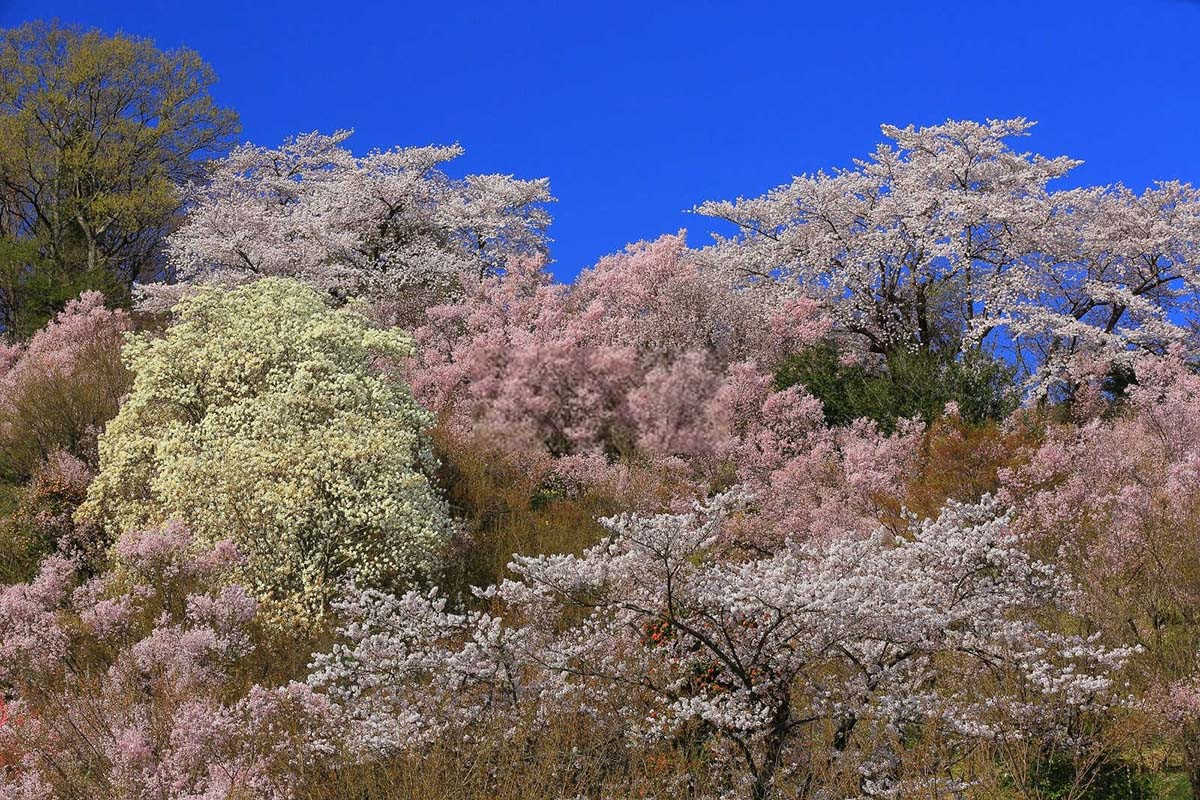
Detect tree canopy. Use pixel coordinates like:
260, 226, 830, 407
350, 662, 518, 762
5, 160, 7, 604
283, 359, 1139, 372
0, 20, 239, 334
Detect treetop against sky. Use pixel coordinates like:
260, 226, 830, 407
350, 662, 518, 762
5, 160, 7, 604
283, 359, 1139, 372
1, 0, 1197, 281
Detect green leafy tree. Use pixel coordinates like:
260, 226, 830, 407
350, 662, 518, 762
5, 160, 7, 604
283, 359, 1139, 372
1022, 752, 1156, 800
776, 342, 1019, 432
0, 20, 240, 332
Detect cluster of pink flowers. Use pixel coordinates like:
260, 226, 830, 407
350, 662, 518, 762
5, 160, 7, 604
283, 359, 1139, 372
409, 233, 874, 502
0, 291, 132, 478
714, 371, 921, 548
996, 349, 1200, 783
1001, 348, 1200, 584
410, 238, 920, 549
0, 523, 340, 799
0, 291, 131, 394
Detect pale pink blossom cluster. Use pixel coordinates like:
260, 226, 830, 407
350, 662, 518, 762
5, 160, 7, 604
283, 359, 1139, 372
21, 450, 99, 561
1000, 348, 1200, 582
0, 291, 130, 389
409, 233, 849, 503
0, 291, 132, 477
997, 349, 1200, 783
717, 371, 921, 548
0, 555, 74, 685
0, 523, 341, 800
310, 494, 1131, 799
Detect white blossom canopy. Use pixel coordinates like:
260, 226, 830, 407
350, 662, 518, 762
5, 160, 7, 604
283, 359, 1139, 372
146, 130, 553, 323
694, 118, 1200, 393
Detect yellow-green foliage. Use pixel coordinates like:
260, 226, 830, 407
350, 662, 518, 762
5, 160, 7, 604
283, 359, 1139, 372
78, 278, 450, 628
0, 20, 240, 332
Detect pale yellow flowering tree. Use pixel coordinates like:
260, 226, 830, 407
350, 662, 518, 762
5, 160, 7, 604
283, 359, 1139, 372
78, 278, 451, 628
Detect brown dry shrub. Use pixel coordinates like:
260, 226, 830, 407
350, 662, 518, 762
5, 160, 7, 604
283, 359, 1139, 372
0, 307, 131, 482
431, 423, 689, 596
297, 713, 729, 800
901, 409, 1045, 522
0, 451, 101, 584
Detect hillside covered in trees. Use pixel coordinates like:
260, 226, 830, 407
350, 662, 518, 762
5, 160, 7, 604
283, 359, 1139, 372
2, 18, 1200, 800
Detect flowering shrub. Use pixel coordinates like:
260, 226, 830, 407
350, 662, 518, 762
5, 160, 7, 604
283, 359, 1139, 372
0, 291, 132, 480
0, 450, 99, 584
310, 494, 1131, 800
77, 279, 452, 628
412, 233, 830, 486
999, 350, 1200, 787
409, 232, 928, 552
0, 523, 342, 799
708, 365, 921, 549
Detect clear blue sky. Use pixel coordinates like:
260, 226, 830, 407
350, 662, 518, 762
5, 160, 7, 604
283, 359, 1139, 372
2, 0, 1199, 281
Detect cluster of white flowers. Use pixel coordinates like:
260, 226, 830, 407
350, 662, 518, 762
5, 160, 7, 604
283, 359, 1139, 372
77, 278, 452, 629
146, 130, 553, 325
309, 492, 1132, 798
694, 118, 1200, 394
